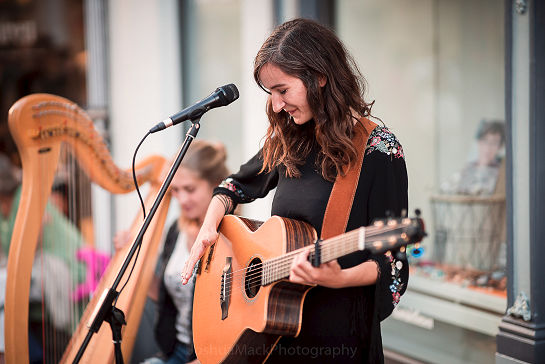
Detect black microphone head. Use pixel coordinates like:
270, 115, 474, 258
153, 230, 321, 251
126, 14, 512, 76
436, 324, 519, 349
216, 84, 239, 106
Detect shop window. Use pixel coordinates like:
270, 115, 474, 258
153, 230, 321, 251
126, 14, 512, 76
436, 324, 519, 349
337, 0, 506, 362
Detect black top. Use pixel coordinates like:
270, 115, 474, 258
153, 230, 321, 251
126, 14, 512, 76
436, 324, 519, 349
214, 124, 409, 363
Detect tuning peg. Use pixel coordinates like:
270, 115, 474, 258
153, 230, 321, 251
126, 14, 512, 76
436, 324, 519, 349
410, 243, 424, 258
373, 219, 385, 227
395, 248, 407, 260
412, 209, 427, 238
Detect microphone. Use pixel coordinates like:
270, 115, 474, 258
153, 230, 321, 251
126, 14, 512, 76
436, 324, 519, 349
150, 83, 239, 133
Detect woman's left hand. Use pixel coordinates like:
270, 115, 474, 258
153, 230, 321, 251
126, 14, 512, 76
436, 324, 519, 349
289, 249, 345, 288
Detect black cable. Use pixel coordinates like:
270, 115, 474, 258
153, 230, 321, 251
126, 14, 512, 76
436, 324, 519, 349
115, 131, 150, 301
115, 238, 143, 303
132, 131, 151, 220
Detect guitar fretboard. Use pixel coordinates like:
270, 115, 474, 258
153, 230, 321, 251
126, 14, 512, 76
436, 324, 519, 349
261, 227, 365, 286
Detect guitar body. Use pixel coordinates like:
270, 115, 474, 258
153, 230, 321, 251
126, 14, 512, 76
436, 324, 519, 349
193, 215, 317, 364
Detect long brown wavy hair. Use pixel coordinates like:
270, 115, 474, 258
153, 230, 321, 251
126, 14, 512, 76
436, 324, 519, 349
254, 18, 374, 181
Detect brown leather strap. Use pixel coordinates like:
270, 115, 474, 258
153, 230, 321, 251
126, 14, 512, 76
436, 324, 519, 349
321, 118, 377, 239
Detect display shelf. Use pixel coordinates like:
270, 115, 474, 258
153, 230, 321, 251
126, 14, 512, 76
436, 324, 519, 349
392, 274, 507, 337
408, 274, 506, 313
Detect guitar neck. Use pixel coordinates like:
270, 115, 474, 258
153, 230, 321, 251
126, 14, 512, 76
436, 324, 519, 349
260, 217, 421, 286
261, 228, 365, 286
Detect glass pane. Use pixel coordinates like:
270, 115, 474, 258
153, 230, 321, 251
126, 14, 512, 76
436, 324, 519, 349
182, 0, 243, 173
337, 0, 505, 362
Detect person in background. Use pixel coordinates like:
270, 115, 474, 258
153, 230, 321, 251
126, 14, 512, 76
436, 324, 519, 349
0, 153, 86, 363
441, 119, 505, 195
182, 18, 409, 363
117, 140, 230, 364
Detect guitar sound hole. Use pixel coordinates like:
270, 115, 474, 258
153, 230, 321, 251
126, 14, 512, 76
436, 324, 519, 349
244, 258, 262, 298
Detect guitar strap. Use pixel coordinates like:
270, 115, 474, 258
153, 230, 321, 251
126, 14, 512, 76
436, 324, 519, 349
321, 117, 377, 240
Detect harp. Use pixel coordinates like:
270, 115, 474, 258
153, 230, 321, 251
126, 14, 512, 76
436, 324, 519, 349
4, 94, 171, 363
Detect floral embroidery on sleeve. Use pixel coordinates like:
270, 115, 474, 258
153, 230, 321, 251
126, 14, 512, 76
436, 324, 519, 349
366, 127, 405, 159
217, 178, 255, 203
386, 251, 404, 307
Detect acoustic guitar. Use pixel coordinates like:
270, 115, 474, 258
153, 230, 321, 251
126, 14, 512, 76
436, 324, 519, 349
193, 214, 425, 364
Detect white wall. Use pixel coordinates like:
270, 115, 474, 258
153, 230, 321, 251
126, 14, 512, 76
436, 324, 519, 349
180, 0, 275, 221
108, 0, 182, 233
239, 0, 275, 220
107, 0, 278, 235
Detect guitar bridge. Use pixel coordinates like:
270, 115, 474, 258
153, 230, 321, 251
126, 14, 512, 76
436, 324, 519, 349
220, 256, 232, 320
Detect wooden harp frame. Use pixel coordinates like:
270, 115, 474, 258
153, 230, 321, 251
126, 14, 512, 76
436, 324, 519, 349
5, 94, 171, 363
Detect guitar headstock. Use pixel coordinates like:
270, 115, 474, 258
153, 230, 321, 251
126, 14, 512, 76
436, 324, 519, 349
366, 210, 427, 256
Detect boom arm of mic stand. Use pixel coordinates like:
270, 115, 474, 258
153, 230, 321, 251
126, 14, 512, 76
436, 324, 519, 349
72, 119, 202, 364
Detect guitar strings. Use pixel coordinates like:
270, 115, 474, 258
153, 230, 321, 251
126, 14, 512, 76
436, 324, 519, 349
221, 223, 406, 287
235, 242, 358, 289
219, 242, 353, 287
222, 232, 361, 284
232, 250, 352, 291
220, 223, 407, 291
240, 236, 372, 289
222, 222, 404, 283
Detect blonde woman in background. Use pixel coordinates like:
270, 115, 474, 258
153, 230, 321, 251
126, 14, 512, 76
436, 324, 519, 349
117, 140, 229, 364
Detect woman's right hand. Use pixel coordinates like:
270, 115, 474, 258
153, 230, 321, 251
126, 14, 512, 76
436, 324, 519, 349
181, 223, 219, 284
181, 195, 229, 284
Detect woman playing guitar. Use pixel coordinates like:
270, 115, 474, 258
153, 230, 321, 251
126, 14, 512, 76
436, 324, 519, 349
182, 18, 409, 363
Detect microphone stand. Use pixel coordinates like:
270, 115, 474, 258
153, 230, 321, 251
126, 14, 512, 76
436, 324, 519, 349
73, 118, 202, 364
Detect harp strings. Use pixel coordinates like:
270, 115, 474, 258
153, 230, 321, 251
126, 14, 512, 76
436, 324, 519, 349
37, 142, 95, 363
